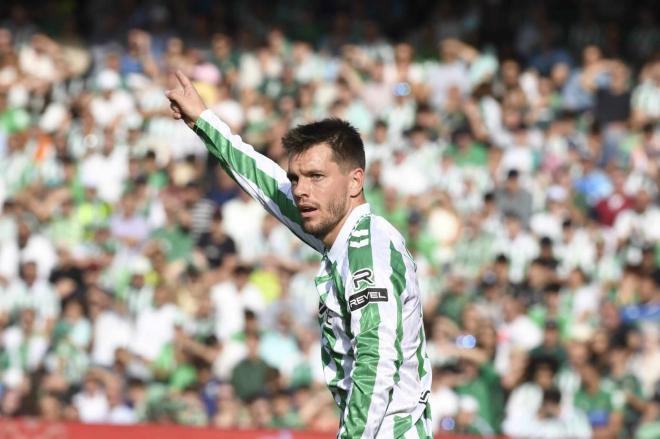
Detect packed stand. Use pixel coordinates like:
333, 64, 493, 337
0, 1, 659, 437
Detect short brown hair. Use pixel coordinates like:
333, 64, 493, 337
282, 118, 365, 171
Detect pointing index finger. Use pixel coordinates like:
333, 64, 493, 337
175, 70, 192, 90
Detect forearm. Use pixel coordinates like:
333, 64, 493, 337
193, 110, 323, 252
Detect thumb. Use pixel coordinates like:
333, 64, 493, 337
165, 88, 182, 104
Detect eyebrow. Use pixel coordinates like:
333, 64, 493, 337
287, 169, 324, 180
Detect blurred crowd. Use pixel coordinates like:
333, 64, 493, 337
0, 1, 659, 438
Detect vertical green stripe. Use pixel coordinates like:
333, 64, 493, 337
414, 404, 432, 439
195, 118, 304, 229
415, 414, 427, 439
416, 326, 427, 379
389, 243, 406, 384
330, 261, 353, 340
393, 415, 412, 438
342, 216, 379, 439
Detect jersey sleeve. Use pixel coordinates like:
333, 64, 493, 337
338, 216, 406, 438
193, 110, 324, 253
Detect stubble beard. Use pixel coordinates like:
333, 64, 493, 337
302, 193, 348, 239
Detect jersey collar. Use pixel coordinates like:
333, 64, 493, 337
326, 203, 371, 263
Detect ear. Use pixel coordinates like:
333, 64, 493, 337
348, 167, 365, 198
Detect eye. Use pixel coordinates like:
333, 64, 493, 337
311, 173, 323, 181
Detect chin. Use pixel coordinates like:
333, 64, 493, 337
302, 220, 329, 238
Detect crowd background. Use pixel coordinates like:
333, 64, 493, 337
0, 0, 659, 437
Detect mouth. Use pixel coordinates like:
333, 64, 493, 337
299, 204, 318, 219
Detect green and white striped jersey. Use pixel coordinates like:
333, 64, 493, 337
194, 110, 433, 438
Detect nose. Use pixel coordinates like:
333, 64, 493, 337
292, 177, 309, 200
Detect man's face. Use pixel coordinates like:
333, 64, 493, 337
288, 143, 353, 239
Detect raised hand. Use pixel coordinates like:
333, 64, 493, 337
164, 70, 207, 129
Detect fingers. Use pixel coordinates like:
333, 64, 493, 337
175, 70, 192, 90
170, 102, 182, 119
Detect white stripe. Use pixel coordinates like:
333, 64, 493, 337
351, 229, 369, 237
349, 238, 370, 248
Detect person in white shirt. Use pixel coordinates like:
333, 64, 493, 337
105, 377, 137, 424
90, 298, 132, 368
363, 119, 393, 167
493, 213, 539, 283
495, 296, 543, 376
614, 189, 660, 247
0, 220, 57, 281
4, 261, 59, 330
554, 219, 596, 277
530, 186, 569, 241
405, 125, 443, 185
210, 264, 265, 341
79, 127, 128, 204
503, 356, 560, 436
564, 268, 601, 325
2, 308, 49, 382
429, 365, 460, 434
73, 374, 109, 423
221, 190, 266, 264
514, 387, 592, 439
130, 284, 181, 362
89, 69, 136, 128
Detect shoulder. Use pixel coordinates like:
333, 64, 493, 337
346, 215, 404, 254
369, 214, 406, 245
345, 214, 411, 275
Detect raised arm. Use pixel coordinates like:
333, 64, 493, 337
166, 71, 324, 253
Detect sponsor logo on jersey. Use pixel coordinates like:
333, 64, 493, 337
351, 268, 374, 290
348, 287, 388, 311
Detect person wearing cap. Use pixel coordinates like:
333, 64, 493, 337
166, 71, 433, 438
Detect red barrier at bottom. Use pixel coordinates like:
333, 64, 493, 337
0, 419, 503, 439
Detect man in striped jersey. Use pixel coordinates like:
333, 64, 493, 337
166, 71, 432, 438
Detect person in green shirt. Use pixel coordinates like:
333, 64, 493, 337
269, 391, 304, 429
405, 209, 438, 266
528, 283, 572, 341
453, 394, 495, 437
608, 344, 647, 436
150, 213, 194, 263
230, 331, 273, 402
376, 187, 409, 235
454, 357, 504, 433
445, 127, 488, 168
635, 388, 660, 439
436, 277, 472, 325
152, 337, 198, 391
47, 196, 85, 249
0, 92, 30, 135
529, 320, 569, 367
574, 361, 624, 438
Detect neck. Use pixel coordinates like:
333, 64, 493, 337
321, 196, 366, 248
